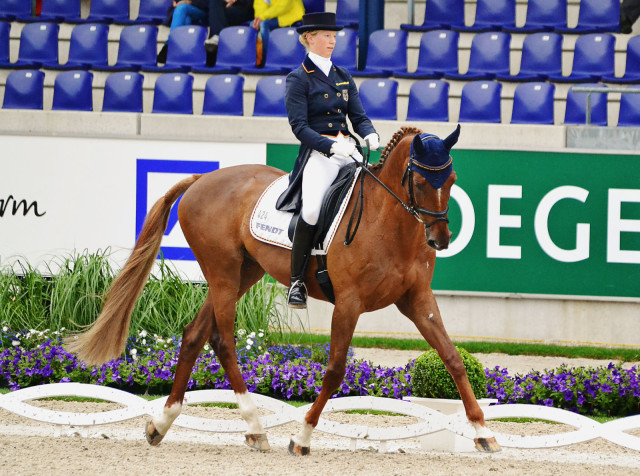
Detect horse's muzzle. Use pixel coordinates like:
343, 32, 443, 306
426, 229, 452, 251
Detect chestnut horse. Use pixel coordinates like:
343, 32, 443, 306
66, 126, 501, 455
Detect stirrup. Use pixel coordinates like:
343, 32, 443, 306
287, 279, 307, 309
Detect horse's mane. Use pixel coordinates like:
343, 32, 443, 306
369, 126, 423, 172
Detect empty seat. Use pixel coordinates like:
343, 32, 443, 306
193, 26, 257, 74
69, 0, 130, 23
563, 84, 607, 126
405, 80, 449, 122
152, 73, 193, 114
395, 30, 458, 79
94, 24, 158, 71
445, 32, 510, 81
497, 32, 562, 82
401, 0, 465, 32
0, 21, 9, 63
458, 80, 502, 123
18, 0, 82, 23
351, 29, 407, 77
336, 0, 358, 28
243, 27, 305, 75
102, 71, 144, 112
120, 0, 170, 25
455, 0, 516, 32
617, 86, 640, 127
503, 0, 567, 33
358, 78, 398, 120
303, 0, 325, 14
52, 70, 94, 111
44, 23, 109, 70
548, 33, 615, 83
331, 27, 357, 69
143, 25, 207, 72
555, 0, 620, 34
202, 74, 244, 116
0, 22, 59, 69
0, 0, 31, 21
253, 76, 287, 117
602, 36, 640, 84
510, 82, 555, 125
2, 69, 45, 109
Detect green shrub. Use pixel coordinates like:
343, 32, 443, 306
411, 347, 487, 399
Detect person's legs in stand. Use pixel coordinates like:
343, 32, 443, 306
621, 0, 640, 33
158, 4, 207, 63
258, 18, 279, 65
205, 0, 254, 52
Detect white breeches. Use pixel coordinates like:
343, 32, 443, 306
301, 135, 362, 225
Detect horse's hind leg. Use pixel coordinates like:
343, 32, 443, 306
146, 296, 214, 446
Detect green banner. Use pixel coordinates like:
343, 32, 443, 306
267, 145, 640, 300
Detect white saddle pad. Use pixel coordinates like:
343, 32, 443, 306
250, 170, 361, 255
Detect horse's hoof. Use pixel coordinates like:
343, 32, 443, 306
245, 433, 270, 452
145, 420, 164, 447
474, 436, 501, 453
288, 439, 310, 456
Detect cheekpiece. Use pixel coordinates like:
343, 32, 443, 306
409, 125, 460, 189
296, 12, 344, 33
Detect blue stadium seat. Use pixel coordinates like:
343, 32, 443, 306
143, 25, 207, 72
303, 0, 325, 14
401, 0, 465, 32
358, 78, 398, 120
2, 70, 45, 109
405, 80, 449, 122
332, 28, 357, 70
510, 82, 555, 125
202, 74, 244, 116
0, 21, 9, 63
120, 0, 170, 25
152, 73, 193, 114
44, 23, 109, 70
455, 0, 516, 32
395, 30, 458, 79
18, 0, 82, 23
243, 27, 305, 75
602, 36, 640, 84
0, 22, 59, 69
253, 76, 287, 117
458, 80, 502, 123
336, 0, 358, 29
69, 0, 130, 23
102, 71, 144, 112
616, 86, 640, 127
548, 33, 615, 83
555, 0, 620, 34
52, 70, 94, 111
503, 0, 567, 33
94, 24, 158, 71
497, 32, 562, 82
444, 32, 510, 81
193, 26, 258, 74
350, 29, 407, 77
563, 84, 607, 126
0, 0, 31, 21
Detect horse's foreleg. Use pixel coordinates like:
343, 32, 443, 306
396, 291, 501, 453
145, 298, 214, 446
289, 305, 359, 456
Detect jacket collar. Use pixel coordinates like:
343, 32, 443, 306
302, 55, 342, 91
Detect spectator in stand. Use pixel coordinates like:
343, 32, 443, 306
252, 0, 305, 65
621, 0, 640, 33
204, 0, 255, 53
157, 0, 210, 63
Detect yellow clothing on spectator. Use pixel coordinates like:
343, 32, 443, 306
253, 0, 305, 27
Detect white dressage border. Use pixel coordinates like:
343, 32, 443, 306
0, 383, 638, 453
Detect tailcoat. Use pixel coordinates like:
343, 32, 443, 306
276, 55, 377, 212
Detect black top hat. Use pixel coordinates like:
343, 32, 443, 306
296, 12, 344, 34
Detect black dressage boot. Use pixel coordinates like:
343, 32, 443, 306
288, 218, 316, 309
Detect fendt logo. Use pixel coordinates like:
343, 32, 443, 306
136, 159, 219, 261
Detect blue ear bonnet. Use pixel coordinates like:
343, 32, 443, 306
409, 125, 460, 189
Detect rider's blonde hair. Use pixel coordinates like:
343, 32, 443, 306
299, 30, 320, 50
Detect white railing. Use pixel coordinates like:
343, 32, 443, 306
1, 383, 638, 452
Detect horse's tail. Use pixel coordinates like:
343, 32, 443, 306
65, 174, 203, 366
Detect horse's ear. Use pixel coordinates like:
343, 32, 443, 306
443, 124, 461, 150
412, 133, 426, 155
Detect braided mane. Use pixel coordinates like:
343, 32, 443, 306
369, 126, 423, 172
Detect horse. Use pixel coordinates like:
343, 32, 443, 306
66, 125, 501, 455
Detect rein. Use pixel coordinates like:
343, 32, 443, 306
344, 140, 450, 245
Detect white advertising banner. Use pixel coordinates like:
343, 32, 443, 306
0, 135, 266, 280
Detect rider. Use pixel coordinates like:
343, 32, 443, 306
276, 12, 380, 309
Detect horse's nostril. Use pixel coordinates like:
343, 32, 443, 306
427, 239, 437, 249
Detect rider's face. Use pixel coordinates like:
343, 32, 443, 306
308, 31, 337, 59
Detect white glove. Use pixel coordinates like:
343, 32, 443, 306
330, 141, 356, 158
364, 133, 379, 151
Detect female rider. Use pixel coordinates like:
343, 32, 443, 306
276, 12, 380, 309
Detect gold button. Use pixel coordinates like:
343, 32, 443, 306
324, 93, 329, 98
341, 123, 345, 127
328, 123, 333, 127
337, 92, 341, 97
337, 108, 341, 113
